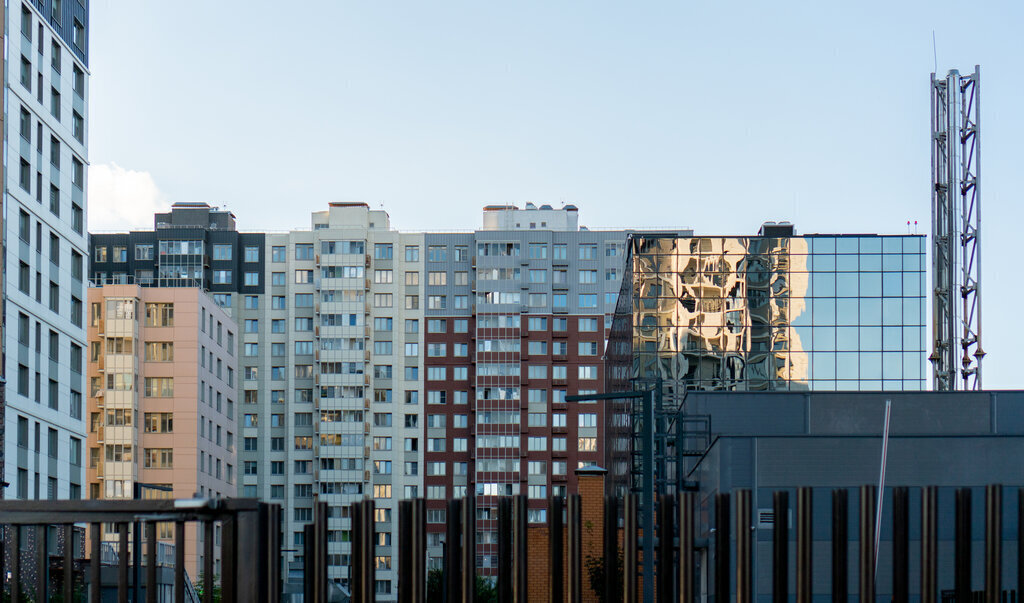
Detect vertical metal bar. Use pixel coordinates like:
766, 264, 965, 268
773, 491, 789, 603
859, 485, 875, 603
35, 524, 46, 603
832, 489, 848, 602
0, 525, 6, 603
118, 523, 129, 603
657, 494, 674, 603
625, 493, 639, 603
796, 488, 812, 603
362, 499, 375, 603
679, 492, 695, 603
221, 514, 238, 603
12, 525, 22, 603
893, 487, 910, 603
642, 389, 657, 603
203, 520, 214, 603
550, 496, 565, 603
715, 493, 730, 602
267, 504, 282, 603
460, 496, 474, 603
1018, 489, 1024, 603
145, 522, 157, 603
497, 498, 512, 603
400, 500, 414, 603
63, 524, 74, 603
175, 521, 186, 603
986, 485, 1002, 603
513, 494, 528, 603
736, 489, 752, 603
445, 498, 462, 603
604, 495, 620, 603
956, 488, 972, 602
922, 487, 938, 603
568, 494, 583, 603
91, 523, 101, 603
302, 524, 315, 603
413, 499, 426, 603
350, 500, 362, 603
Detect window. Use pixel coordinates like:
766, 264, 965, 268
553, 244, 567, 259
272, 296, 286, 310
428, 271, 447, 286
51, 87, 61, 120
144, 378, 174, 398
579, 318, 599, 332
578, 270, 598, 284
529, 243, 548, 259
374, 243, 393, 259
243, 246, 259, 262
245, 296, 259, 309
579, 244, 597, 260
405, 245, 420, 261
579, 366, 598, 380
454, 271, 469, 285
374, 270, 393, 284
578, 294, 598, 308
145, 303, 174, 327
295, 244, 314, 260
579, 342, 599, 356
73, 64, 85, 98
428, 296, 447, 310
427, 246, 447, 262
213, 245, 232, 260
271, 246, 286, 262
212, 270, 232, 284
144, 342, 174, 362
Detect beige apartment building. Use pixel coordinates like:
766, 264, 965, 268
86, 283, 238, 579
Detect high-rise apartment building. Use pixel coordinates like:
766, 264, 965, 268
3, 0, 90, 501
420, 204, 649, 571
85, 284, 238, 578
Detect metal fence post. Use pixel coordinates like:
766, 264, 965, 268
858, 485, 875, 603
445, 498, 462, 603
796, 488, 812, 603
922, 486, 938, 603
657, 494, 674, 603
513, 495, 528, 602
832, 489, 848, 602
568, 494, 583, 603
773, 491, 788, 603
497, 498, 513, 603
956, 488, 972, 602
679, 492, 695, 603
460, 496, 475, 603
893, 487, 909, 602
714, 493, 730, 601
604, 495, 620, 603
986, 485, 1003, 603
550, 496, 565, 603
625, 493, 639, 603
736, 490, 752, 603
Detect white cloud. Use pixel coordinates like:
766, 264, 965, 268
87, 163, 168, 231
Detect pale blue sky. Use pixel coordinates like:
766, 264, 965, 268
88, 0, 1022, 387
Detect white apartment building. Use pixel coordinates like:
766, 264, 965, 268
237, 203, 423, 598
3, 0, 90, 501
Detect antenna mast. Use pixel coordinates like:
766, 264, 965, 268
930, 65, 984, 390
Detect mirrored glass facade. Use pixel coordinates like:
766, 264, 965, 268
608, 234, 927, 393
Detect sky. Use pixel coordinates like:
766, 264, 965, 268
86, 0, 1023, 388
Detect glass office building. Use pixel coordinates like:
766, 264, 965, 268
608, 225, 927, 393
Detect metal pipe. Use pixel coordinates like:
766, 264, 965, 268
604, 495, 620, 603
657, 495, 674, 603
832, 489, 848, 602
922, 486, 938, 603
715, 493, 730, 601
796, 488, 812, 603
736, 489, 752, 603
222, 514, 237, 603
986, 485, 1002, 602
513, 495, 528, 603
91, 523, 101, 603
11, 525, 21, 603
893, 487, 909, 603
679, 492, 695, 603
625, 493, 639, 603
568, 494, 583, 603
400, 500, 414, 603
956, 488, 972, 601
35, 524, 46, 603
119, 522, 130, 603
550, 496, 565, 603
497, 498, 512, 603
413, 499, 426, 603
859, 485, 875, 603
773, 491, 789, 603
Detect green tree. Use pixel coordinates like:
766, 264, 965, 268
426, 569, 498, 602
585, 551, 623, 603
193, 573, 221, 603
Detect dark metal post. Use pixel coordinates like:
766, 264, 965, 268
11, 525, 21, 603
642, 389, 657, 603
657, 494, 674, 603
119, 522, 130, 603
736, 489, 752, 603
550, 496, 565, 603
303, 524, 316, 603
773, 491, 789, 603
568, 494, 583, 603
497, 498, 513, 603
221, 513, 238, 603
604, 495, 620, 603
146, 522, 158, 603
91, 523, 101, 603
203, 520, 214, 603
715, 493, 730, 602
460, 496, 475, 603
35, 525, 46, 603
922, 487, 938, 603
400, 500, 415, 603
956, 488, 972, 602
859, 485, 875, 603
1018, 489, 1024, 603
175, 521, 186, 603
832, 489, 848, 602
893, 487, 909, 603
625, 493, 639, 603
796, 488, 812, 603
445, 498, 462, 603
412, 499, 426, 603
64, 524, 74, 603
986, 485, 1003, 603
513, 495, 528, 602
679, 492, 695, 603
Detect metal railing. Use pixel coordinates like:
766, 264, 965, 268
316, 485, 1024, 603
0, 497, 281, 603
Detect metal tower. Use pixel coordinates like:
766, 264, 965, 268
930, 66, 984, 390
